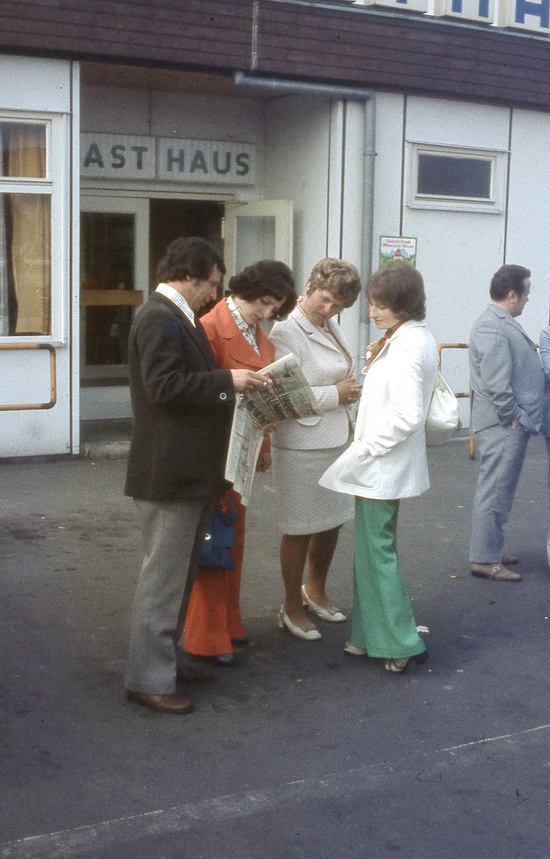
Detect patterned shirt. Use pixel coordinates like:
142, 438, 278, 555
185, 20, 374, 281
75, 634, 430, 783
227, 294, 260, 354
156, 283, 195, 326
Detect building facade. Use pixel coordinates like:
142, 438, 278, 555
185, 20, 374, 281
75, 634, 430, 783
1, 0, 550, 456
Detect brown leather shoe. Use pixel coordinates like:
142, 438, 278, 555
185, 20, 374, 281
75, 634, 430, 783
126, 690, 194, 714
471, 563, 522, 582
502, 553, 519, 565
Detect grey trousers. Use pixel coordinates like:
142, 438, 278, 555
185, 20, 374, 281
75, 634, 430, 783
469, 423, 530, 564
125, 496, 211, 694
546, 437, 550, 567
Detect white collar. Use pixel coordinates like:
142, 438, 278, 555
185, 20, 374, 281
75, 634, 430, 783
156, 283, 195, 326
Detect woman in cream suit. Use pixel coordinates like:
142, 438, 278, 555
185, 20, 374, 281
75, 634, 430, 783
320, 261, 438, 672
269, 258, 362, 641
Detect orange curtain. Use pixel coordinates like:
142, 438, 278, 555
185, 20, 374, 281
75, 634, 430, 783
0, 141, 8, 335
5, 124, 51, 336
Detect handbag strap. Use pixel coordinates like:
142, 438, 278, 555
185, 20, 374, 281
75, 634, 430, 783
213, 492, 238, 515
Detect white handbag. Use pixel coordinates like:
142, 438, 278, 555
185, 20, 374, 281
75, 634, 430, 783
425, 372, 460, 446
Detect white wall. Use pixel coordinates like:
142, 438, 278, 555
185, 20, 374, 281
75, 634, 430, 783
0, 56, 76, 457
263, 94, 332, 289
81, 87, 265, 141
263, 95, 368, 362
371, 93, 530, 423
506, 108, 550, 342
0, 55, 72, 113
402, 96, 511, 346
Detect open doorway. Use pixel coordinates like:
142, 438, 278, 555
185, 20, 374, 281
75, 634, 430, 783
149, 199, 224, 288
80, 197, 225, 421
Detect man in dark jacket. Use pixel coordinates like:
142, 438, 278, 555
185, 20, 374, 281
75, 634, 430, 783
125, 237, 269, 713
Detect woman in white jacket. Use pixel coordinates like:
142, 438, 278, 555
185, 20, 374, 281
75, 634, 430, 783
320, 261, 438, 672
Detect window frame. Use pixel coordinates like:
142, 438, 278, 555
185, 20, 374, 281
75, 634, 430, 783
406, 141, 508, 214
0, 111, 66, 344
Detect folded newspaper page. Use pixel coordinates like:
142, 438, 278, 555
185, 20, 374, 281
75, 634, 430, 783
241, 352, 321, 429
225, 353, 321, 505
224, 403, 265, 507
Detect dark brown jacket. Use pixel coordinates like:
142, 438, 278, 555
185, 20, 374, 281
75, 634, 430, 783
125, 292, 235, 499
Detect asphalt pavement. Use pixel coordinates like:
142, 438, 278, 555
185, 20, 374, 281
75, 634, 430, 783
1, 434, 550, 858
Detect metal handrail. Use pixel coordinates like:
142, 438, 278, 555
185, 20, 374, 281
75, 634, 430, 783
0, 343, 57, 410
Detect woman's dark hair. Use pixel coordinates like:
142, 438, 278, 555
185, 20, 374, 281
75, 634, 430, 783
307, 258, 361, 308
228, 260, 297, 320
156, 236, 226, 283
366, 260, 426, 321
490, 264, 531, 301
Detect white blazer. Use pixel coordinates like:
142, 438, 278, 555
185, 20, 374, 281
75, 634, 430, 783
319, 320, 438, 499
269, 304, 354, 450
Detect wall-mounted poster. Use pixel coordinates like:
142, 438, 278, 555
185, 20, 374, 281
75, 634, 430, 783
379, 236, 417, 267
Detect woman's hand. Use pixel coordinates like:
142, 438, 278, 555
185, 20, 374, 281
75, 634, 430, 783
256, 452, 272, 472
336, 376, 362, 405
231, 370, 272, 394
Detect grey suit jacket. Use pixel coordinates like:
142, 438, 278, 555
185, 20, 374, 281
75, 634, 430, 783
469, 303, 544, 434
539, 325, 550, 437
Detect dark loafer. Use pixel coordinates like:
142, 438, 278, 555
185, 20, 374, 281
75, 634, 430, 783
126, 690, 194, 714
212, 653, 235, 667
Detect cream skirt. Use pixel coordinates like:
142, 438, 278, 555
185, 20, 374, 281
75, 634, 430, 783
271, 441, 354, 535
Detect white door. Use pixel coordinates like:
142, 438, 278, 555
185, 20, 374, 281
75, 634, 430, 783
224, 200, 293, 280
80, 195, 149, 420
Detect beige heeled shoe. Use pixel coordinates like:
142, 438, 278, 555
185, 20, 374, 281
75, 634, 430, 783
344, 641, 367, 656
278, 607, 322, 641
384, 651, 430, 673
301, 585, 346, 623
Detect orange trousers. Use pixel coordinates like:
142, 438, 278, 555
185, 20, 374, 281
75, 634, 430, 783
182, 489, 246, 656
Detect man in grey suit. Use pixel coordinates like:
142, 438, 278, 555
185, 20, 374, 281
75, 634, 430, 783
469, 264, 544, 582
124, 237, 269, 714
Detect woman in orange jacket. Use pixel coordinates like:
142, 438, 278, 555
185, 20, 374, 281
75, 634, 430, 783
181, 260, 297, 665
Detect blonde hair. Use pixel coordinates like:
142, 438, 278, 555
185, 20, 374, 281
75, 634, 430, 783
306, 258, 361, 308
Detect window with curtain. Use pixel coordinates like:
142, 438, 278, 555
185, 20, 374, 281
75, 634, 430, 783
0, 122, 51, 336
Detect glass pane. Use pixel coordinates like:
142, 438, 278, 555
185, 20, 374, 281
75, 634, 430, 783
418, 155, 492, 199
81, 212, 135, 369
0, 193, 51, 335
1, 123, 47, 178
235, 216, 276, 273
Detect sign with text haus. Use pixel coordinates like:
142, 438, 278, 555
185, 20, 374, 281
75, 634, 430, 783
81, 134, 256, 185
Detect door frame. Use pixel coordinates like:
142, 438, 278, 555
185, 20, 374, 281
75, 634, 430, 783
79, 194, 149, 420
224, 199, 293, 280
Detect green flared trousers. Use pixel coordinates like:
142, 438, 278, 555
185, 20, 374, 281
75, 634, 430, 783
351, 497, 426, 660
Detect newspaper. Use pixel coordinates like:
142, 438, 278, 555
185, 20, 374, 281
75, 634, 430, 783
225, 353, 321, 505
224, 403, 265, 507
241, 352, 321, 428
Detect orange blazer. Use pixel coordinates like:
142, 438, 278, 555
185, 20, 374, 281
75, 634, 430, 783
201, 298, 275, 371
201, 298, 275, 455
